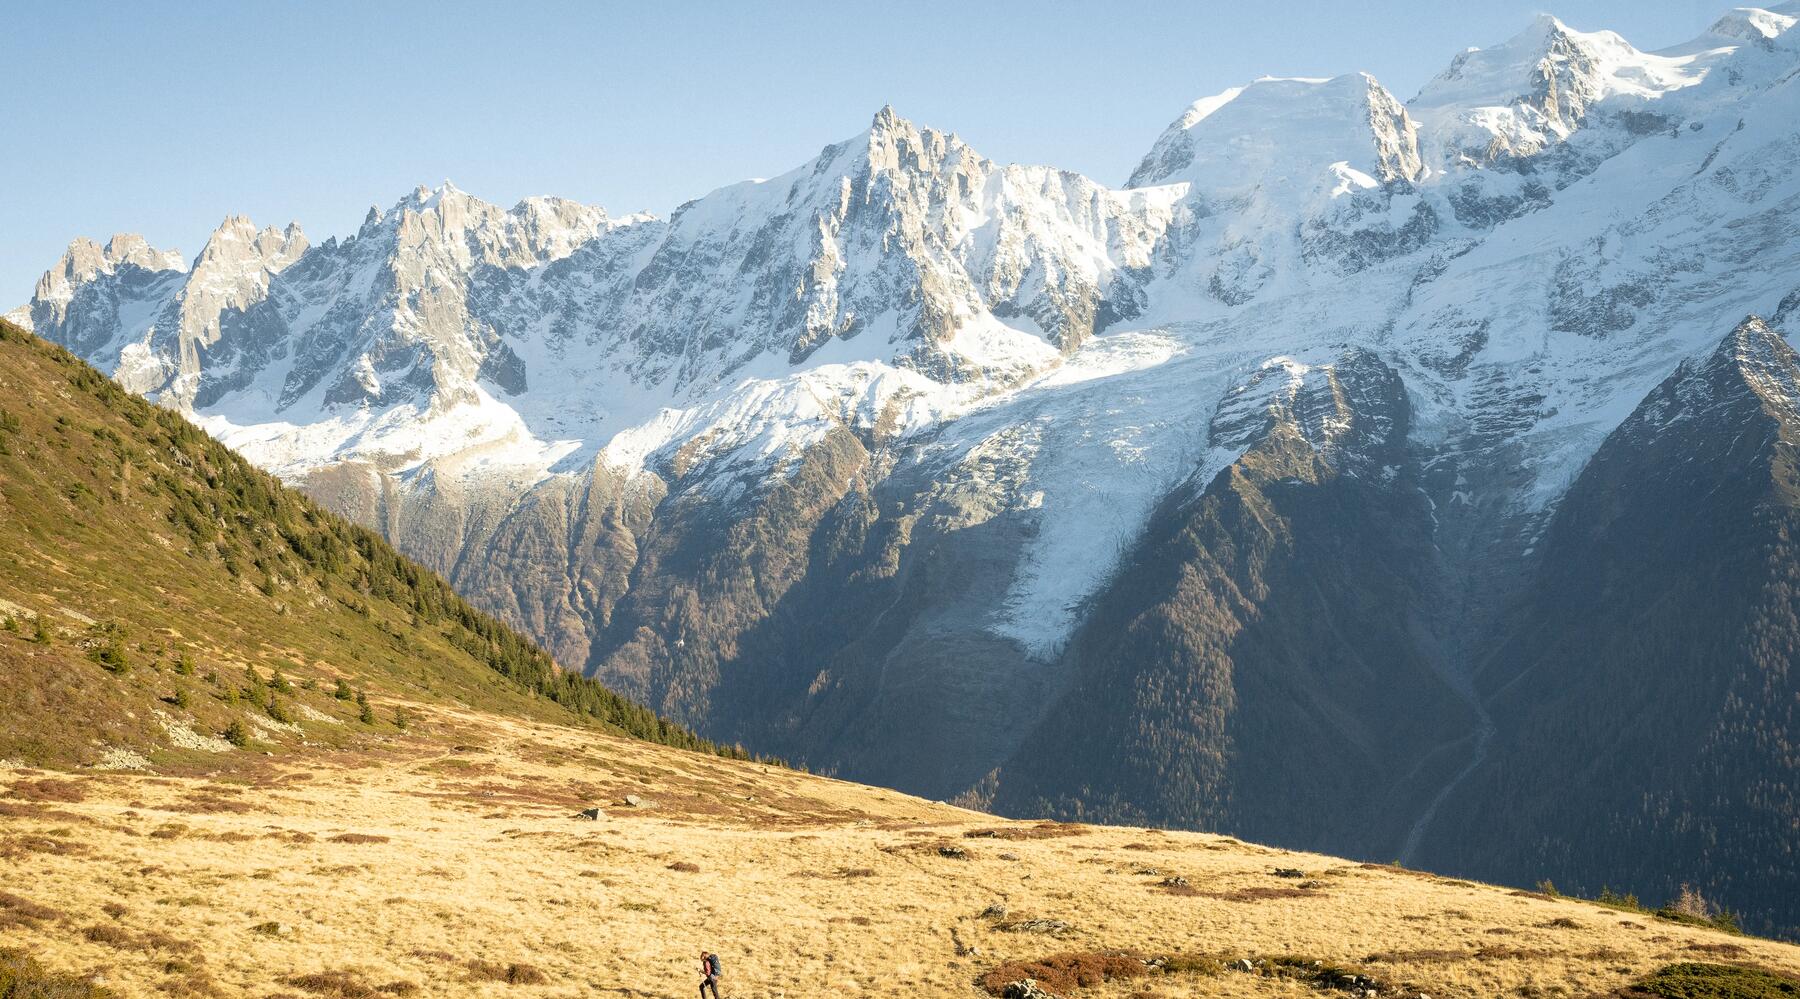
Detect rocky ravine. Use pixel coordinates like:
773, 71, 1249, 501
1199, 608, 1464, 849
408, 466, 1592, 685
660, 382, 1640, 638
16, 4, 1800, 934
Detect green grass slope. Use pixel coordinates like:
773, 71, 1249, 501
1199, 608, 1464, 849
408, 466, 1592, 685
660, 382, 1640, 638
0, 318, 740, 768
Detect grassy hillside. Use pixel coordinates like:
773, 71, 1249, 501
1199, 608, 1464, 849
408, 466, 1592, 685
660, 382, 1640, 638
4, 715, 1800, 999
0, 318, 737, 768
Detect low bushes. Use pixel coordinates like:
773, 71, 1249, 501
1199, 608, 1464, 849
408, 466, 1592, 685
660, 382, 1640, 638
1621, 962, 1800, 999
0, 948, 115, 998
978, 951, 1150, 995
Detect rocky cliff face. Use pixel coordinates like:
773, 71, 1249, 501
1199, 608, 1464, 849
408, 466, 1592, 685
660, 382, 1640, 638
19, 1, 1800, 935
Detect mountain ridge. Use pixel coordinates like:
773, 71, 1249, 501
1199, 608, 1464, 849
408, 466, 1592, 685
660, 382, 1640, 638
18, 2, 1800, 936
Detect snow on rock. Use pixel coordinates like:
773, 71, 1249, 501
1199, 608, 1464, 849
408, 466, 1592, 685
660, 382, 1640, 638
1409, 14, 1718, 169
1129, 72, 1422, 191
15, 2, 1800, 661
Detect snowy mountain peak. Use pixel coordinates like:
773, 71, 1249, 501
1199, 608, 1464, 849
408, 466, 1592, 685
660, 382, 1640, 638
103, 232, 187, 273
399, 180, 472, 212
1128, 72, 1421, 191
195, 215, 308, 274
1705, 6, 1799, 41
861, 104, 981, 176
1632, 316, 1800, 437
1409, 13, 1709, 167
53, 232, 185, 282
29, 233, 186, 327
1707, 316, 1800, 414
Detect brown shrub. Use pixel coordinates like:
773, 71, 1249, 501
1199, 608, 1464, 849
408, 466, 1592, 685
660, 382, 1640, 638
265, 830, 315, 844
1685, 942, 1749, 957
167, 795, 252, 815
155, 968, 228, 999
1474, 946, 1553, 961
101, 902, 127, 920
83, 924, 136, 948
6, 779, 86, 803
978, 951, 1149, 995
326, 833, 390, 845
963, 822, 1089, 841
1540, 917, 1581, 929
82, 924, 194, 954
1364, 949, 1469, 964
0, 835, 90, 858
464, 961, 548, 985
0, 891, 65, 927
283, 972, 414, 998
666, 861, 700, 873
139, 931, 197, 954
284, 971, 383, 998
837, 867, 876, 878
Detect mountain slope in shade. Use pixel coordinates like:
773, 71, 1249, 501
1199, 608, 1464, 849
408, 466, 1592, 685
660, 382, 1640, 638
1419, 317, 1800, 939
988, 351, 1479, 859
17, 1, 1800, 938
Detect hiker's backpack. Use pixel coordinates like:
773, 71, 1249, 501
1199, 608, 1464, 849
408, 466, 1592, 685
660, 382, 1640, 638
707, 954, 722, 977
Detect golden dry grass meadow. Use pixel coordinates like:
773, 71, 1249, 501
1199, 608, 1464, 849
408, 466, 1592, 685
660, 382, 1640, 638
5, 699, 1798, 999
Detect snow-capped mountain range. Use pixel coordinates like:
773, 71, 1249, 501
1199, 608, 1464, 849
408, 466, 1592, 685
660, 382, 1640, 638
17, 4, 1800, 933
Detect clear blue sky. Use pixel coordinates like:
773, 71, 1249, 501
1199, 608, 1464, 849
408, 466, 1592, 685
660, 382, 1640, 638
0, 0, 1723, 304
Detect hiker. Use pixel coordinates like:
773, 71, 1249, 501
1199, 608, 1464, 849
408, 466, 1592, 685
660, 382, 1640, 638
698, 949, 722, 998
